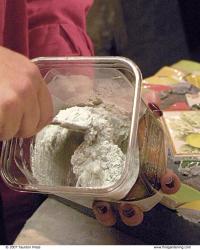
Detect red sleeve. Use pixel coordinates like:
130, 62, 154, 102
27, 0, 94, 58
0, 0, 5, 45
2, 0, 29, 55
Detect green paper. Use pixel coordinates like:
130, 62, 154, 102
186, 133, 200, 149
161, 183, 200, 209
172, 60, 200, 73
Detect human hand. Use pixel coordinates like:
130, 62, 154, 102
0, 47, 53, 140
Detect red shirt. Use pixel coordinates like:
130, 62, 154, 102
0, 0, 93, 244
0, 0, 94, 57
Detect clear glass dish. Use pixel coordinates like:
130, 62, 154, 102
0, 56, 142, 200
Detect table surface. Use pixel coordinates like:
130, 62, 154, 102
14, 197, 143, 245
14, 196, 200, 245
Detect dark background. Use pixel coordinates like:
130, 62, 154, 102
87, 0, 200, 77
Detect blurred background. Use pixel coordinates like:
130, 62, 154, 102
87, 0, 200, 77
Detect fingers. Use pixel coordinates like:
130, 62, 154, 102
36, 80, 53, 132
16, 81, 53, 138
0, 48, 54, 140
92, 201, 116, 227
16, 94, 40, 138
0, 73, 53, 140
0, 82, 53, 140
0, 91, 22, 140
25, 65, 53, 134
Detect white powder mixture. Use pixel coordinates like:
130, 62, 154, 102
31, 125, 70, 185
72, 141, 125, 187
31, 104, 130, 188
54, 106, 92, 130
